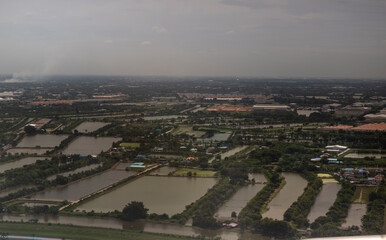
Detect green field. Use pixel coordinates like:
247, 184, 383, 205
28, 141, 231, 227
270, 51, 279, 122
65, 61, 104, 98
173, 168, 217, 177
353, 186, 377, 204
0, 222, 199, 240
120, 142, 141, 148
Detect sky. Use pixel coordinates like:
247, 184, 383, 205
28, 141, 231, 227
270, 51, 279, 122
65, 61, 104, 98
0, 0, 385, 79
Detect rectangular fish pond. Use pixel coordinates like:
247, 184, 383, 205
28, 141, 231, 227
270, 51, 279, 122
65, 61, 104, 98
76, 176, 218, 215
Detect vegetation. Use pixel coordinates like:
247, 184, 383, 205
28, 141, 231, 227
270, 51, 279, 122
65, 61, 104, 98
121, 201, 149, 221
284, 171, 323, 228
0, 222, 205, 240
238, 170, 283, 229
362, 185, 386, 234
173, 178, 239, 228
172, 168, 217, 178
311, 183, 356, 237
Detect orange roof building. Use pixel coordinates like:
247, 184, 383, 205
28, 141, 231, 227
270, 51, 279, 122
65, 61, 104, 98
351, 122, 386, 131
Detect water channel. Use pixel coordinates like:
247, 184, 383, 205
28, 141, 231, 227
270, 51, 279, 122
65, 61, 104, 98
6, 148, 50, 155
344, 153, 386, 159
0, 214, 265, 240
342, 203, 366, 229
262, 172, 307, 220
143, 115, 187, 121
215, 174, 266, 220
46, 164, 102, 181
0, 157, 51, 174
307, 182, 341, 223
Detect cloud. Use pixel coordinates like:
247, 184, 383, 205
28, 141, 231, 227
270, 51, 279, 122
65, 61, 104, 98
152, 26, 167, 34
226, 30, 235, 35
141, 41, 152, 45
104, 39, 113, 44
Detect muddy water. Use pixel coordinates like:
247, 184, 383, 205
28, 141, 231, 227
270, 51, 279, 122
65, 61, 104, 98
62, 136, 121, 155
342, 203, 366, 229
31, 170, 135, 201
46, 164, 102, 180
143, 115, 187, 120
209, 146, 248, 163
76, 176, 217, 215
0, 185, 35, 198
6, 148, 51, 155
74, 122, 109, 133
262, 172, 307, 220
215, 182, 265, 219
16, 134, 68, 148
0, 214, 265, 240
307, 182, 341, 223
0, 157, 50, 173
344, 153, 385, 159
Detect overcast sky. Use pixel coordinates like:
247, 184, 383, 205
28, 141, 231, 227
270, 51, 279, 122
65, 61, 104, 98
0, 0, 385, 78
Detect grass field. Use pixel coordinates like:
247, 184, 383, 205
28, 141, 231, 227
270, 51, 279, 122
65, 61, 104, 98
317, 173, 338, 183
173, 168, 217, 177
0, 222, 198, 240
353, 186, 377, 204
119, 142, 140, 148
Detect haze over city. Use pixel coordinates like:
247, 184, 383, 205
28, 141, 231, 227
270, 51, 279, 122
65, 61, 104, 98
1, 0, 385, 78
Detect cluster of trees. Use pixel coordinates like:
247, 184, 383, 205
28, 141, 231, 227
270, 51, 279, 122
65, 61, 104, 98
247, 143, 318, 172
238, 170, 283, 229
0, 155, 103, 189
284, 172, 323, 228
311, 184, 356, 237
362, 185, 386, 234
258, 218, 297, 239
120, 201, 148, 221
172, 178, 239, 228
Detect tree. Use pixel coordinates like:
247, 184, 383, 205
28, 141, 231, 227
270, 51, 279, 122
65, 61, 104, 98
121, 201, 148, 221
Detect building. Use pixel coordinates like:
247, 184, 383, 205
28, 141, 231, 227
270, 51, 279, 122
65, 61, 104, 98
335, 105, 370, 116
351, 122, 386, 131
325, 145, 348, 153
375, 174, 384, 184
310, 158, 321, 162
253, 104, 290, 111
130, 162, 146, 171
327, 158, 342, 164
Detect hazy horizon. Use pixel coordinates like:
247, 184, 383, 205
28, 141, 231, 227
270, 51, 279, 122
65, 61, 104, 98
1, 0, 385, 79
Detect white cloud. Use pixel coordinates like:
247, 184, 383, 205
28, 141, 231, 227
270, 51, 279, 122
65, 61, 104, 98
152, 26, 167, 33
141, 41, 152, 45
226, 30, 235, 35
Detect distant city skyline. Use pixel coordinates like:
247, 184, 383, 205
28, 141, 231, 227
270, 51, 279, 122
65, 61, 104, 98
0, 0, 385, 79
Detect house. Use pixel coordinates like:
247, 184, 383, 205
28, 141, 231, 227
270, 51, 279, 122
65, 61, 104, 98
186, 157, 196, 161
151, 147, 163, 152
355, 169, 369, 176
343, 171, 355, 178
327, 158, 342, 164
310, 158, 321, 162
375, 174, 384, 184
130, 162, 146, 171
367, 177, 377, 185
135, 155, 150, 161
